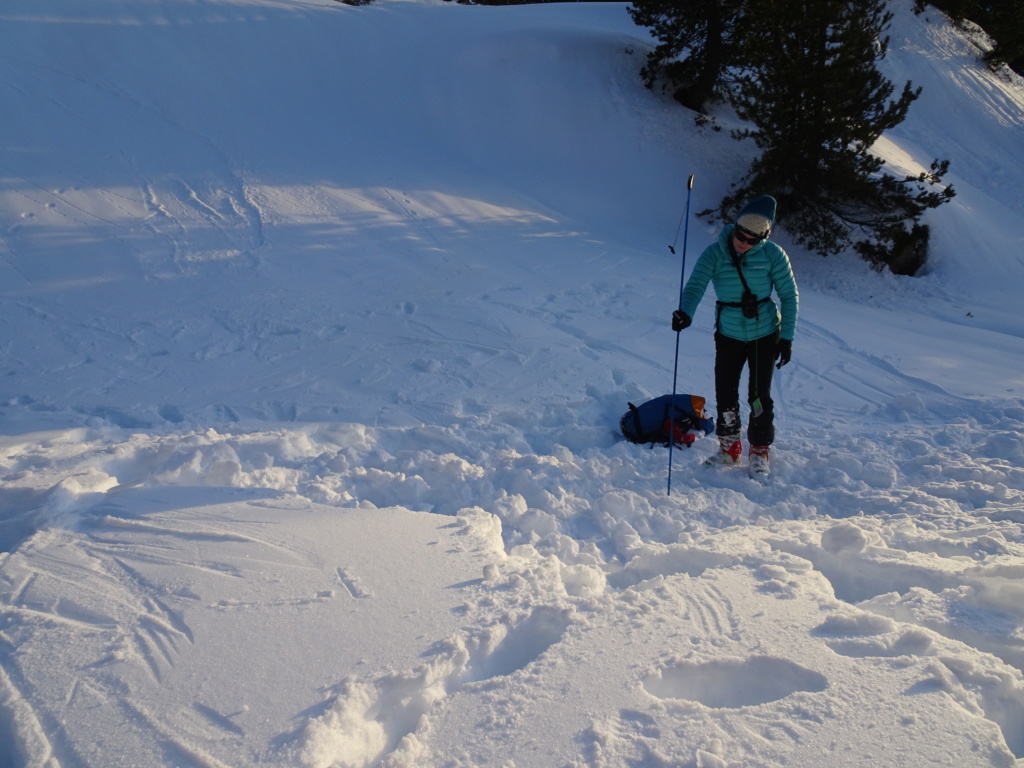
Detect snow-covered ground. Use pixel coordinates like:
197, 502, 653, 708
2, 0, 1024, 765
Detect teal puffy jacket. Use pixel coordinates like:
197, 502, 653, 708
679, 225, 799, 342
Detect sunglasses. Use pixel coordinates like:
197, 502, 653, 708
733, 226, 764, 245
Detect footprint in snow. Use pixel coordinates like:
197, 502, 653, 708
294, 606, 572, 768
812, 611, 937, 658
643, 656, 827, 708
469, 604, 572, 682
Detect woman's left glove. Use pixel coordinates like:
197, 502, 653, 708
775, 339, 792, 368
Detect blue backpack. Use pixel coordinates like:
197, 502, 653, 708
620, 394, 715, 447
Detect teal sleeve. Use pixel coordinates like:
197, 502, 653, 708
771, 249, 799, 341
678, 245, 718, 317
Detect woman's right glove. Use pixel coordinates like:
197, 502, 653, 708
671, 310, 692, 332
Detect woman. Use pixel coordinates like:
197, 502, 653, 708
671, 194, 798, 478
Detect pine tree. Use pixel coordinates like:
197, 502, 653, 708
915, 0, 1024, 74
627, 0, 746, 112
715, 0, 954, 270
975, 2, 1024, 73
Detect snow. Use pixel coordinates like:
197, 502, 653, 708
1, 0, 1023, 765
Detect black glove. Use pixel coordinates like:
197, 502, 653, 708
672, 310, 692, 332
775, 338, 792, 368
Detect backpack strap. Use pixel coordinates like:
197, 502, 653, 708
714, 248, 771, 332
730, 248, 754, 295
627, 401, 671, 447
625, 402, 648, 443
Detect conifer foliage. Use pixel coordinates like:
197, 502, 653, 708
629, 0, 955, 273
723, 0, 955, 270
626, 0, 745, 112
916, 0, 1024, 73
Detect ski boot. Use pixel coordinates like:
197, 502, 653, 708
748, 445, 771, 478
705, 436, 743, 465
705, 407, 742, 465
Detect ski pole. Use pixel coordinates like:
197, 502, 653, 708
667, 173, 695, 496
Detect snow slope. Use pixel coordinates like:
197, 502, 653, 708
1, 0, 1024, 766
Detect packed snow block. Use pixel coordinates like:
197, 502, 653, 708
619, 394, 715, 447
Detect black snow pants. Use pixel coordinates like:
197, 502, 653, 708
714, 330, 779, 447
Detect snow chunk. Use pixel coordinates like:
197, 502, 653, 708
821, 522, 870, 554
